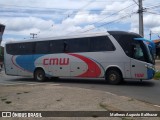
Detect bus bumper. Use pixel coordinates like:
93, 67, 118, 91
147, 67, 155, 79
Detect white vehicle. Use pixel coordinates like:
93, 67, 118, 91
4, 31, 155, 84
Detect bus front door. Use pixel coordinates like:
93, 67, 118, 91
130, 43, 147, 79
131, 59, 147, 79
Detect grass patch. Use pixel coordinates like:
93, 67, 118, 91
154, 71, 160, 80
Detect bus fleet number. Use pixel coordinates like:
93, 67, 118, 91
135, 73, 144, 78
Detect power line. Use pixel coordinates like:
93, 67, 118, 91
64, 0, 95, 19
67, 3, 136, 35
132, 0, 139, 6
1, 1, 144, 38
0, 9, 120, 16
146, 11, 160, 15
80, 12, 137, 33
0, 4, 83, 11
0, 0, 136, 14
145, 3, 160, 10
0, 1, 138, 17
0, 3, 100, 12
1, 6, 128, 17
0, 7, 113, 13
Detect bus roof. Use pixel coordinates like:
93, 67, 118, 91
108, 31, 141, 37
6, 31, 110, 44
5, 31, 141, 44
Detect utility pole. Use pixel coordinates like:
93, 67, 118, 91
138, 0, 144, 37
30, 33, 37, 39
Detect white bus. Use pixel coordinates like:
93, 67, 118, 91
4, 31, 155, 84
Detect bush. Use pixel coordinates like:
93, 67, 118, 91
154, 72, 160, 80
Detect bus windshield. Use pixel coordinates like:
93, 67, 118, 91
134, 38, 155, 64
144, 42, 154, 64
109, 32, 155, 65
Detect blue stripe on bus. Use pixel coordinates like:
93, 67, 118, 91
16, 55, 44, 73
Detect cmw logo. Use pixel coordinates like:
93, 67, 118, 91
43, 58, 69, 66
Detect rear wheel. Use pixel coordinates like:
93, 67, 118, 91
34, 69, 46, 82
105, 69, 122, 85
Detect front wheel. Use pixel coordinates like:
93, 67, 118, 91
34, 69, 46, 82
105, 69, 122, 85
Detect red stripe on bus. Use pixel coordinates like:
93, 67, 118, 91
68, 53, 101, 77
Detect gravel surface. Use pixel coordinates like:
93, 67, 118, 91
0, 84, 160, 120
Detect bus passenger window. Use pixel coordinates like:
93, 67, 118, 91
63, 41, 69, 53
49, 40, 64, 53
35, 42, 49, 54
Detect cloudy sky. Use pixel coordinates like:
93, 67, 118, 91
0, 0, 160, 45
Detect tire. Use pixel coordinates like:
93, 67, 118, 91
105, 69, 122, 85
34, 69, 46, 82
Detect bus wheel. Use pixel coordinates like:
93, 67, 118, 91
34, 69, 46, 82
106, 69, 122, 85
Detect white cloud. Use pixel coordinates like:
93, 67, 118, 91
1, 17, 54, 31
129, 12, 160, 39
62, 11, 99, 25
144, 14, 160, 28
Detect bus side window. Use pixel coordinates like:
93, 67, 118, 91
18, 43, 34, 55
6, 44, 17, 55
90, 36, 115, 52
49, 40, 64, 53
35, 41, 49, 54
63, 41, 69, 53
68, 38, 90, 53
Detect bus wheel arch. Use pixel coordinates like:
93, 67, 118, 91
105, 67, 123, 85
34, 67, 46, 82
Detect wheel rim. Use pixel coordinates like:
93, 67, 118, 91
37, 72, 44, 81
109, 74, 117, 81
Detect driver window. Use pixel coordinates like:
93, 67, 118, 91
133, 44, 145, 61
